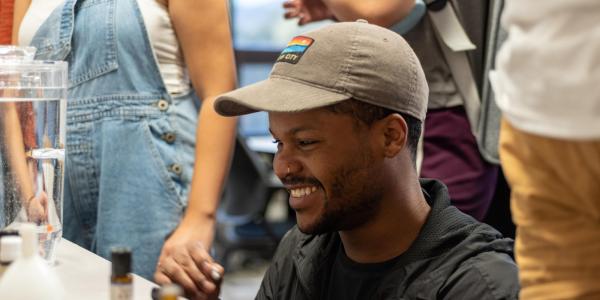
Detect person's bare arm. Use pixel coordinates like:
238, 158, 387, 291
284, 0, 415, 28
157, 0, 237, 276
12, 0, 31, 44
324, 0, 415, 27
0, 104, 47, 224
283, 0, 336, 25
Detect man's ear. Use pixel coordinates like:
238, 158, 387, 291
377, 114, 408, 158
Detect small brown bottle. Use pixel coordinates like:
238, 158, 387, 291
111, 247, 133, 300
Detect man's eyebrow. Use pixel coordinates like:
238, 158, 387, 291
269, 126, 318, 136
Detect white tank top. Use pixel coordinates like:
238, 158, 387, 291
19, 0, 190, 95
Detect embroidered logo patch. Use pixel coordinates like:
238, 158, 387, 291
276, 36, 314, 64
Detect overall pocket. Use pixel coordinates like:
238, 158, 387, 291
142, 117, 189, 209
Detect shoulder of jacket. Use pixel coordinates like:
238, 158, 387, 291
445, 250, 519, 300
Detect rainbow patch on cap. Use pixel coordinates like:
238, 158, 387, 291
277, 36, 314, 64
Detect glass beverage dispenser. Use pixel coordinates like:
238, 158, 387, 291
0, 46, 67, 263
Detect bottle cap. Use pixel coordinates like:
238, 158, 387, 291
111, 247, 132, 277
0, 229, 19, 238
159, 284, 183, 297
0, 236, 22, 263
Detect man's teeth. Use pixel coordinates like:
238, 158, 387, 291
290, 186, 318, 197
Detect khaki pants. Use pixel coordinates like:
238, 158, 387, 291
500, 119, 600, 300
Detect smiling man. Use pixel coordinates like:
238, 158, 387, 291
159, 20, 519, 300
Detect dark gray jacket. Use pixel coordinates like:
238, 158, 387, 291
256, 180, 519, 299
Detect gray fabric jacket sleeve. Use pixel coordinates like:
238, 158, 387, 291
256, 261, 276, 300
255, 229, 299, 300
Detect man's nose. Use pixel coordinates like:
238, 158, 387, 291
273, 152, 301, 180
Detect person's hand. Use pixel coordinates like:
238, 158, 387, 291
158, 216, 215, 270
283, 0, 336, 25
155, 241, 224, 300
26, 191, 48, 224
156, 217, 218, 298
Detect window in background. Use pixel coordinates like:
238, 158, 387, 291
231, 0, 331, 140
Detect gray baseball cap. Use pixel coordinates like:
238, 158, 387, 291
214, 20, 428, 121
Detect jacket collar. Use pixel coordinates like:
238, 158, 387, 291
292, 229, 340, 299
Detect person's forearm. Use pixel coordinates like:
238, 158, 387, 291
169, 0, 237, 225
12, 0, 31, 44
324, 0, 415, 28
1, 104, 36, 204
185, 109, 236, 222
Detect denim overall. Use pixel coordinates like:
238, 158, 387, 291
30, 0, 198, 279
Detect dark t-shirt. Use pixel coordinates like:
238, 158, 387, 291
322, 245, 402, 300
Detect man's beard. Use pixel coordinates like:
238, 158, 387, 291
299, 151, 384, 235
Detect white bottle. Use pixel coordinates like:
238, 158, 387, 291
0, 235, 22, 278
0, 223, 65, 299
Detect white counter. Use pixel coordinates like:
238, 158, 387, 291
54, 239, 157, 300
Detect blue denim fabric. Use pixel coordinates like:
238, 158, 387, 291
30, 0, 198, 279
0, 154, 4, 227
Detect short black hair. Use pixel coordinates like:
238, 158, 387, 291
325, 99, 422, 165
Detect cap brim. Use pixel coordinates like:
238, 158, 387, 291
214, 77, 351, 116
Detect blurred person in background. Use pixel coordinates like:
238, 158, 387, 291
493, 1, 600, 299
13, 0, 237, 279
0, 0, 50, 233
1, 0, 14, 43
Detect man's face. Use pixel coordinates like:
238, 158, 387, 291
269, 108, 385, 234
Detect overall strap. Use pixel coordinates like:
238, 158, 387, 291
477, 0, 505, 164
426, 0, 481, 136
32, 0, 78, 61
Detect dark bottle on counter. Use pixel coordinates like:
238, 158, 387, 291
111, 247, 133, 300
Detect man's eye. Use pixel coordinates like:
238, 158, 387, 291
272, 139, 283, 149
298, 140, 318, 147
